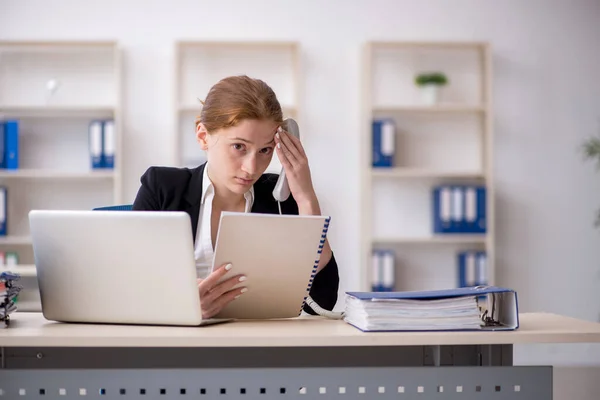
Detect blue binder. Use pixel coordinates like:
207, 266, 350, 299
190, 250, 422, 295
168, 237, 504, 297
457, 251, 487, 287
463, 185, 486, 233
89, 120, 103, 169
432, 185, 458, 233
345, 286, 519, 331
102, 120, 115, 169
372, 119, 395, 167
4, 121, 19, 170
371, 249, 395, 292
0, 122, 5, 168
433, 185, 487, 234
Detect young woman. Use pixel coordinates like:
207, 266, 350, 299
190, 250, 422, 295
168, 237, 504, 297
132, 75, 339, 319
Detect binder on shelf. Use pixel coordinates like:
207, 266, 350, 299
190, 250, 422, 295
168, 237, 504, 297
372, 118, 395, 167
0, 121, 5, 168
4, 120, 19, 170
371, 249, 395, 292
89, 120, 103, 169
344, 286, 519, 332
102, 119, 115, 169
0, 187, 6, 236
458, 251, 487, 287
472, 186, 486, 233
371, 250, 381, 291
451, 186, 464, 232
433, 185, 486, 234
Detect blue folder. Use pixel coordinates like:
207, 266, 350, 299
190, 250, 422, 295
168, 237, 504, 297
4, 120, 19, 170
344, 286, 519, 332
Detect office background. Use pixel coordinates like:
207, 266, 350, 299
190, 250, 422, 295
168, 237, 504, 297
1, 0, 600, 397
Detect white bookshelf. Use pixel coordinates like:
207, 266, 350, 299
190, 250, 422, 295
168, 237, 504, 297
0, 41, 123, 311
173, 40, 300, 173
361, 41, 494, 292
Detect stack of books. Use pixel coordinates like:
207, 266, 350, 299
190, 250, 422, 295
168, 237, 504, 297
343, 286, 519, 332
1, 271, 22, 328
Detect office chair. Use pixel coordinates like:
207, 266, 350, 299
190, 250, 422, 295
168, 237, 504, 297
93, 204, 133, 211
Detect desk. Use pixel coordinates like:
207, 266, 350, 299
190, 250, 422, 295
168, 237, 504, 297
1, 312, 600, 399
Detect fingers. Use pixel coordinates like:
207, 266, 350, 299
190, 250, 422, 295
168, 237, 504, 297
275, 129, 302, 165
202, 287, 248, 319
282, 128, 306, 158
276, 138, 293, 171
275, 133, 298, 165
202, 274, 246, 305
198, 262, 232, 295
198, 262, 249, 318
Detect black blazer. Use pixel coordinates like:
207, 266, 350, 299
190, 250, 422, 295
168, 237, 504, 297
131, 162, 339, 314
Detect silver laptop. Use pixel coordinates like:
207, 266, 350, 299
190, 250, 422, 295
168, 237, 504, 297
28, 209, 230, 327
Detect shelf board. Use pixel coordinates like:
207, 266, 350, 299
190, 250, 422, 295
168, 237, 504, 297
1, 265, 36, 277
372, 104, 485, 113
0, 236, 32, 245
178, 40, 298, 49
370, 41, 489, 50
372, 168, 485, 179
0, 105, 116, 118
373, 235, 487, 244
0, 169, 116, 179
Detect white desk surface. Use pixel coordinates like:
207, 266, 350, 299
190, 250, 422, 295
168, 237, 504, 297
1, 312, 600, 348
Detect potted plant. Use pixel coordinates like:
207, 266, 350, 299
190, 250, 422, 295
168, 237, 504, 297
415, 72, 448, 105
582, 134, 600, 228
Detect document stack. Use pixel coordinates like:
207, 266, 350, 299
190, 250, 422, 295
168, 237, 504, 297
343, 286, 519, 332
1, 271, 22, 328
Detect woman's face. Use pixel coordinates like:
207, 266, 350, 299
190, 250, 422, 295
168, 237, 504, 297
197, 118, 279, 196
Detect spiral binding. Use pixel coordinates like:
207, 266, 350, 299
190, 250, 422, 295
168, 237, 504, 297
299, 216, 331, 314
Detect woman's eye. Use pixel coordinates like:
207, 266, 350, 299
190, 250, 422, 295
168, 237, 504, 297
260, 147, 273, 155
233, 143, 245, 151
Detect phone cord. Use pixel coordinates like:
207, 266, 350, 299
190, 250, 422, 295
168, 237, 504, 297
277, 200, 345, 320
305, 295, 345, 320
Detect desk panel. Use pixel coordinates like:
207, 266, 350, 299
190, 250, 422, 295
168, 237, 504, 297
0, 366, 552, 399
3, 345, 513, 369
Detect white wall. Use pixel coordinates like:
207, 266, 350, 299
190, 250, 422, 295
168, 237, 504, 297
2, 0, 600, 383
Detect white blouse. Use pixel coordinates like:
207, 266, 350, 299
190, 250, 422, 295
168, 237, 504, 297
194, 165, 254, 279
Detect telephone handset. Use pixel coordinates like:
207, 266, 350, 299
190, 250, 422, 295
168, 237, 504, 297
270, 118, 344, 320
272, 118, 300, 203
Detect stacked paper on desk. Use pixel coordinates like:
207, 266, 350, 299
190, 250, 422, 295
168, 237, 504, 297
344, 286, 519, 332
1, 271, 22, 328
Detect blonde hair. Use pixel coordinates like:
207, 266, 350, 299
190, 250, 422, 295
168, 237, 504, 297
195, 75, 283, 132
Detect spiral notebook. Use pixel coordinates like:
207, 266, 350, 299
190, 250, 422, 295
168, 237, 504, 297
211, 211, 331, 319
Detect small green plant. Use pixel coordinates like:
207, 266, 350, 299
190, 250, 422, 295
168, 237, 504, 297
582, 134, 600, 228
415, 72, 448, 86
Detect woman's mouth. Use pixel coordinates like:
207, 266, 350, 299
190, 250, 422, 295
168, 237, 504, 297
235, 177, 253, 185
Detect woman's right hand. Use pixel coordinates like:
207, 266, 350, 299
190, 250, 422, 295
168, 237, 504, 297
197, 263, 247, 319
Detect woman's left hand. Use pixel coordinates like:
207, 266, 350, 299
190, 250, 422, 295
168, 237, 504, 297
274, 126, 317, 206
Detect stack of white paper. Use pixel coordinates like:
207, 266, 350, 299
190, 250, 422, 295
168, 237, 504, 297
344, 293, 483, 331
344, 286, 520, 332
